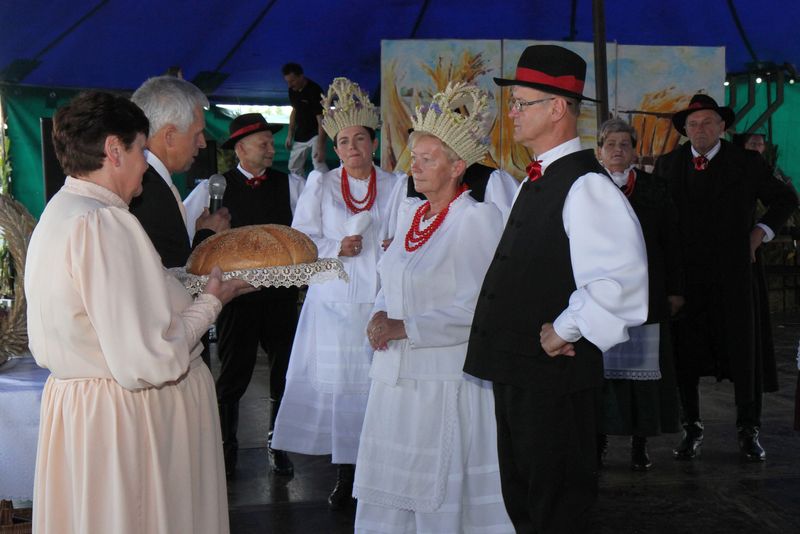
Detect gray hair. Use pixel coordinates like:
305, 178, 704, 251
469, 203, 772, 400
131, 76, 209, 134
598, 117, 637, 147
408, 131, 461, 163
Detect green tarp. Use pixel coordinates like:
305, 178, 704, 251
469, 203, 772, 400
0, 85, 341, 218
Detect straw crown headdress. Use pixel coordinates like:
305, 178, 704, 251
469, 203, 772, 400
321, 77, 380, 139
410, 82, 490, 167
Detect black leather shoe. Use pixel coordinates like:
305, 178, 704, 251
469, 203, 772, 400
673, 421, 704, 460
596, 433, 608, 468
268, 447, 295, 476
738, 427, 766, 462
631, 435, 652, 471
328, 464, 356, 510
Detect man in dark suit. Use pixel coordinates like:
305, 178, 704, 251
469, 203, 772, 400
130, 75, 230, 268
654, 94, 797, 462
214, 113, 302, 478
463, 45, 649, 533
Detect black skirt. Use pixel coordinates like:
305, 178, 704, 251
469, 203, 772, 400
601, 321, 681, 436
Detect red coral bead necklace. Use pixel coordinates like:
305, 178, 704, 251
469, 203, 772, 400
405, 183, 468, 252
341, 166, 377, 213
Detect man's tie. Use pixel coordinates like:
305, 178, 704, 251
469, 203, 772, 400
169, 183, 188, 226
692, 155, 709, 171
246, 174, 267, 188
526, 160, 543, 183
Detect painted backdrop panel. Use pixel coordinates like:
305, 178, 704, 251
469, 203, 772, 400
381, 40, 725, 179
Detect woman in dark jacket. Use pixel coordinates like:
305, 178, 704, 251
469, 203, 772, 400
596, 118, 684, 469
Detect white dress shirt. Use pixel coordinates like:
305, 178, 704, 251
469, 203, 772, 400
537, 138, 649, 352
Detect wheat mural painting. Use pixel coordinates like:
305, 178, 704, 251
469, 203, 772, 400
382, 40, 724, 179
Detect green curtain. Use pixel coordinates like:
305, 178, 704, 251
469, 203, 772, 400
0, 84, 343, 219
728, 82, 800, 188
2, 85, 77, 219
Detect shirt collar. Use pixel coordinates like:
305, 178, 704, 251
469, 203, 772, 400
237, 164, 269, 179
237, 163, 253, 179
145, 151, 174, 187
603, 164, 637, 188
538, 137, 583, 174
691, 140, 721, 161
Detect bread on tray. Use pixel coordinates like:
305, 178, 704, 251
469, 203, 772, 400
186, 224, 318, 275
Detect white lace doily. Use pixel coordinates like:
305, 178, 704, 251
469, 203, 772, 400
170, 258, 348, 295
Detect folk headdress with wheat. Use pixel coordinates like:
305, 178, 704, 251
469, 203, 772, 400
321, 77, 380, 140
410, 82, 490, 167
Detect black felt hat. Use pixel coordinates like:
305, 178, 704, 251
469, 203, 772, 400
493, 44, 600, 102
671, 94, 735, 136
221, 113, 282, 149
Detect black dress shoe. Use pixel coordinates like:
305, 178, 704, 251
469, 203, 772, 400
738, 427, 766, 462
268, 447, 295, 476
631, 435, 652, 471
328, 464, 356, 510
673, 421, 704, 460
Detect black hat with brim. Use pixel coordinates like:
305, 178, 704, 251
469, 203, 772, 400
493, 44, 601, 103
671, 94, 735, 136
222, 113, 282, 149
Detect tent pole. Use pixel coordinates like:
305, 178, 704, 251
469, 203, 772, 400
592, 0, 610, 129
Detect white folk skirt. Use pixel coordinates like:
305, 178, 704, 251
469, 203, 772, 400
353, 373, 513, 533
271, 299, 372, 464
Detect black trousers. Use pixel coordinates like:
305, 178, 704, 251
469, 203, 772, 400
215, 295, 298, 405
677, 375, 762, 429
493, 383, 601, 534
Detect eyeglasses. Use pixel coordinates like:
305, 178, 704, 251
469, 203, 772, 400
508, 97, 555, 113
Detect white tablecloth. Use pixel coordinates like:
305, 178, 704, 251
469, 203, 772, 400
0, 355, 49, 500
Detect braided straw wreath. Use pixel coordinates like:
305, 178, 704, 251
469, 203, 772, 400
0, 195, 36, 365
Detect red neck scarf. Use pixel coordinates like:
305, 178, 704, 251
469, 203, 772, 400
621, 169, 636, 197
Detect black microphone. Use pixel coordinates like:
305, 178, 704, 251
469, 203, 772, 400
208, 174, 227, 213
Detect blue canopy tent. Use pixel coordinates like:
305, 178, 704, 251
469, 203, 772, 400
1, 0, 798, 216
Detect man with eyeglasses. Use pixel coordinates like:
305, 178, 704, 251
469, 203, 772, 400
654, 94, 797, 464
464, 44, 649, 533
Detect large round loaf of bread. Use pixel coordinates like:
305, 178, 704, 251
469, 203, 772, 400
186, 224, 318, 275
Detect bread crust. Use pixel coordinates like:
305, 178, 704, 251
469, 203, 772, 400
186, 224, 318, 275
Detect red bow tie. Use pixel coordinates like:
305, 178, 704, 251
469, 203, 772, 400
692, 155, 709, 171
245, 174, 267, 188
526, 160, 543, 183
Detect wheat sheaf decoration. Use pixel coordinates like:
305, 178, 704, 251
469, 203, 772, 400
410, 82, 491, 167
0, 195, 36, 365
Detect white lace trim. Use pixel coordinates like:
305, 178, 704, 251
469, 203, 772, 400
353, 382, 459, 512
170, 258, 349, 294
604, 369, 662, 380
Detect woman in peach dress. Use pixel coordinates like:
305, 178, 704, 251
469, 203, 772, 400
24, 91, 252, 534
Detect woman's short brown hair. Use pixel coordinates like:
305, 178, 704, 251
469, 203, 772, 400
597, 117, 637, 148
52, 91, 149, 176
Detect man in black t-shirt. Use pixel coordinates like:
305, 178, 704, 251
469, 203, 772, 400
282, 62, 329, 177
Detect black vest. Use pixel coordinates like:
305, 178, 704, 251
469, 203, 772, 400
222, 168, 294, 228
222, 167, 297, 301
463, 149, 604, 393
